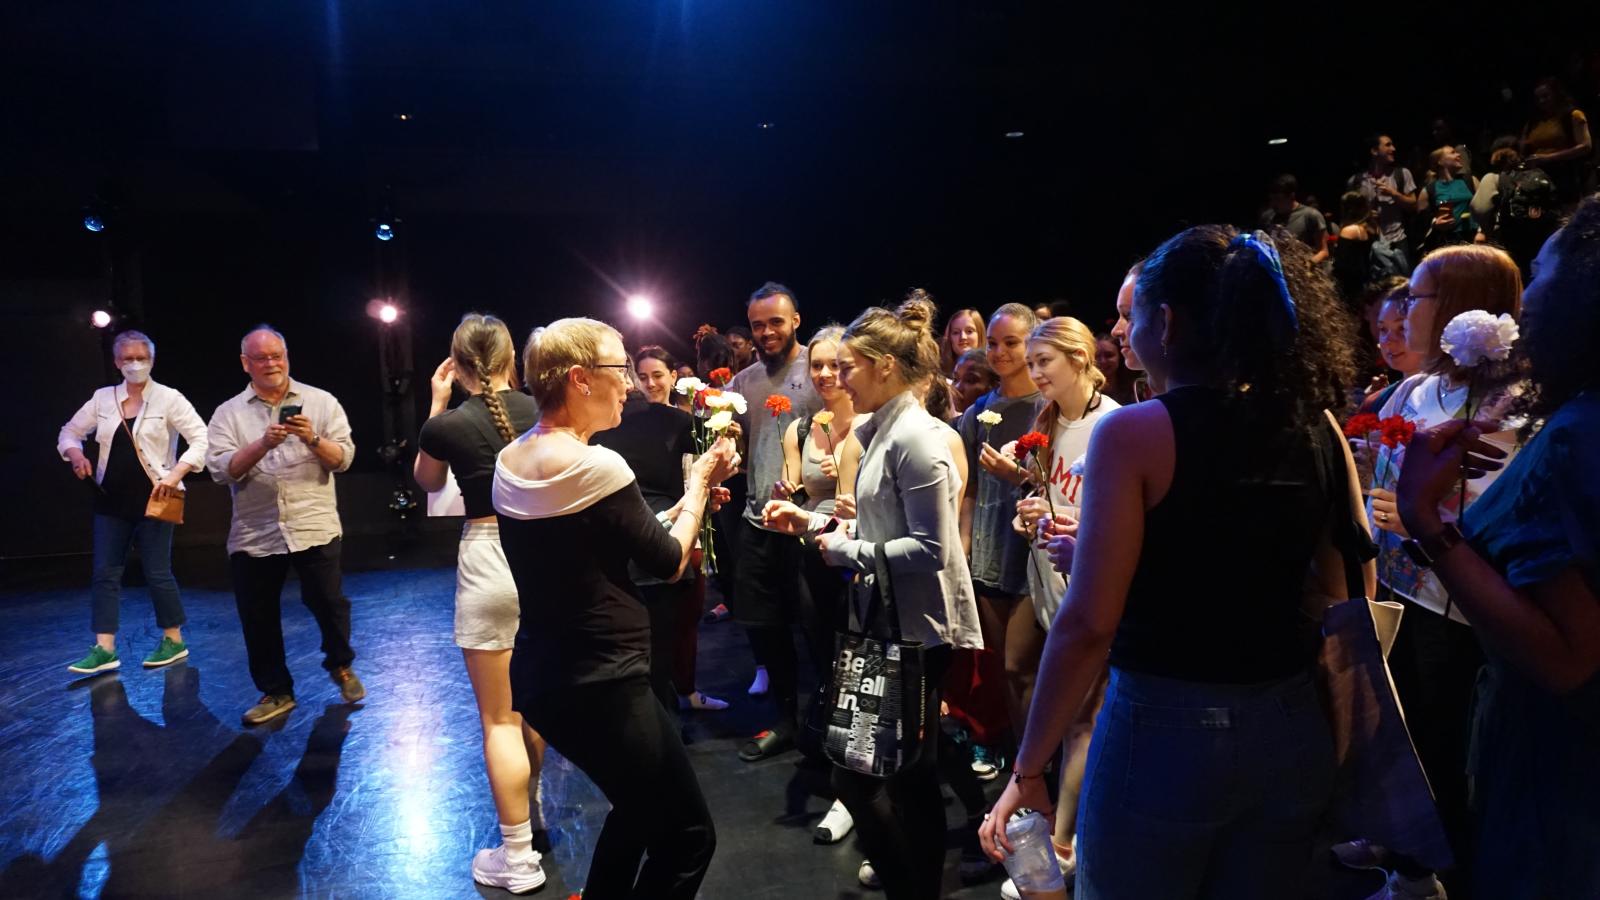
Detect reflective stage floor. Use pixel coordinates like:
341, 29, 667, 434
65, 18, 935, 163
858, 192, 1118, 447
0, 567, 1381, 898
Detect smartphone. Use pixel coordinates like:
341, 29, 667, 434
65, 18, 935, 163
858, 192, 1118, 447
820, 517, 842, 534
278, 404, 303, 424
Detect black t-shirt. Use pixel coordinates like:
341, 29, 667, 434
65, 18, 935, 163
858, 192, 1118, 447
96, 418, 152, 521
418, 391, 539, 518
591, 395, 696, 516
499, 482, 682, 705
1110, 386, 1334, 683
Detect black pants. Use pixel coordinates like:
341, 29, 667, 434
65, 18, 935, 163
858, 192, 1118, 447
833, 645, 953, 900
229, 539, 355, 698
523, 676, 716, 900
1384, 588, 1485, 880
735, 522, 809, 731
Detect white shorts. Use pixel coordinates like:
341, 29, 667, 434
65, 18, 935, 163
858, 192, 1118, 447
455, 521, 520, 650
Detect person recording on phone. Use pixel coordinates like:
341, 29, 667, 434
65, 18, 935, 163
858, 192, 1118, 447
206, 325, 363, 727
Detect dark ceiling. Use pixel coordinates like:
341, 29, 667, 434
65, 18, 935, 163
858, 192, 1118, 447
2, 3, 1595, 337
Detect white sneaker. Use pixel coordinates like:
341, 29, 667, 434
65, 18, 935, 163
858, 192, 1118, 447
748, 666, 769, 696
472, 846, 546, 895
679, 691, 730, 711
858, 859, 880, 888
814, 799, 854, 844
1365, 871, 1447, 900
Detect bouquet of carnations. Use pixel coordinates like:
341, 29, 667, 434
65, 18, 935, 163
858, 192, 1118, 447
675, 377, 747, 574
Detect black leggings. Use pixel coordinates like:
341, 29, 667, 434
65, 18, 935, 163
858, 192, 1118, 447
522, 677, 715, 899
832, 645, 954, 900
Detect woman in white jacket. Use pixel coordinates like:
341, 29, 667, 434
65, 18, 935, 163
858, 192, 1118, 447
57, 330, 208, 674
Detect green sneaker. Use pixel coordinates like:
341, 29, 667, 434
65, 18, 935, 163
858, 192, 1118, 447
143, 636, 189, 668
68, 645, 120, 675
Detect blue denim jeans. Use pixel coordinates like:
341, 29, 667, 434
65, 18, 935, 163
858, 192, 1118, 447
1075, 667, 1335, 900
91, 513, 186, 635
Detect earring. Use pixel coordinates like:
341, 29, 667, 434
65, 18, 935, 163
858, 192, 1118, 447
582, 387, 591, 396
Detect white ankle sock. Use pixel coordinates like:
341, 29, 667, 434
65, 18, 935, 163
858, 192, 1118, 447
501, 820, 535, 866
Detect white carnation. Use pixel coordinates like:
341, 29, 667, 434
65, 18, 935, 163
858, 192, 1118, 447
976, 409, 1003, 427
675, 376, 707, 395
1067, 454, 1088, 478
705, 410, 735, 432
705, 390, 748, 414
1439, 311, 1518, 368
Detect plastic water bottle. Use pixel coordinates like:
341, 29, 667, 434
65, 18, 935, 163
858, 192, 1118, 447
1002, 811, 1066, 897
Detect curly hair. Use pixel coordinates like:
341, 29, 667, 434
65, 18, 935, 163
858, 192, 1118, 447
1513, 195, 1600, 436
1136, 224, 1361, 430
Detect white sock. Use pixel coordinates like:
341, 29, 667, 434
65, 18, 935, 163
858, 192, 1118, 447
501, 820, 535, 866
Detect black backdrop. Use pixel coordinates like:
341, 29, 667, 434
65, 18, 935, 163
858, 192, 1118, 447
4, 3, 1596, 572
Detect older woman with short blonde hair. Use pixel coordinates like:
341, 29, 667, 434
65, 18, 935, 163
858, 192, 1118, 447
493, 317, 739, 899
58, 330, 208, 675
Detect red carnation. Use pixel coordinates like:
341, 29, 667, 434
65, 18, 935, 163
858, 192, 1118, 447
709, 367, 733, 387
1342, 413, 1381, 438
1377, 416, 1416, 448
765, 394, 792, 418
1015, 431, 1051, 460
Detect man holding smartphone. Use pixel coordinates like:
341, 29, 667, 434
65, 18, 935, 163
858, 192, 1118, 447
206, 325, 363, 726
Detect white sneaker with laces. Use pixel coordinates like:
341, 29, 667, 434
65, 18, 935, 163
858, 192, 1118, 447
472, 846, 546, 894
814, 799, 854, 844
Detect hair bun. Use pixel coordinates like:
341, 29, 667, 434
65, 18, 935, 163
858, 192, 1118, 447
895, 292, 937, 335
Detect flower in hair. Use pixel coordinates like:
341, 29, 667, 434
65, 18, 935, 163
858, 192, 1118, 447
1439, 311, 1518, 368
764, 394, 793, 418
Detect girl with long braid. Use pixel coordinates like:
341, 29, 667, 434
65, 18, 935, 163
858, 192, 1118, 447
415, 313, 548, 893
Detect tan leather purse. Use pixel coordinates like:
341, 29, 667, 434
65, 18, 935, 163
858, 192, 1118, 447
119, 412, 185, 524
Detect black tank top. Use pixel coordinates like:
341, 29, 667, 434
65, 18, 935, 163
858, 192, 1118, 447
1109, 386, 1335, 683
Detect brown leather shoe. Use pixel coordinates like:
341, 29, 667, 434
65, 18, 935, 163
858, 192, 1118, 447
330, 666, 365, 703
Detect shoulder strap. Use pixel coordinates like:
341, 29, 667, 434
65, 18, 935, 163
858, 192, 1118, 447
116, 387, 161, 487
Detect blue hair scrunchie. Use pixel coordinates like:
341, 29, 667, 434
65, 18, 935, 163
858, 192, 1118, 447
1229, 230, 1299, 334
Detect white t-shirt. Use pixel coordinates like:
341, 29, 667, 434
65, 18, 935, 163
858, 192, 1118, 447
1372, 373, 1520, 622
1026, 396, 1121, 629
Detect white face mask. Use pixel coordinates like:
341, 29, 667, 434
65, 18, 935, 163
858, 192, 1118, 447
120, 361, 152, 384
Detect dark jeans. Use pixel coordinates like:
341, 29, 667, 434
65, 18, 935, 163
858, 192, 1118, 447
523, 676, 715, 900
1076, 667, 1335, 900
1384, 589, 1485, 878
91, 514, 186, 634
832, 645, 953, 900
229, 538, 355, 697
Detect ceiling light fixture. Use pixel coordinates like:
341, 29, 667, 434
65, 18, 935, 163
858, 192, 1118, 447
1268, 137, 1289, 145
1005, 131, 1025, 139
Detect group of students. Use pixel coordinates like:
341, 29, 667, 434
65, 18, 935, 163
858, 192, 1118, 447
58, 196, 1600, 899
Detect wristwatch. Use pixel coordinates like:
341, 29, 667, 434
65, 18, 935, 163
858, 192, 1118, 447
1401, 522, 1464, 569
308, 433, 321, 449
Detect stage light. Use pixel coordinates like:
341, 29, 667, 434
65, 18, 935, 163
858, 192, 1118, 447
626, 295, 655, 321
1005, 131, 1025, 139
1268, 137, 1289, 145
378, 303, 400, 324
374, 221, 395, 241
83, 214, 106, 233
758, 122, 776, 130
91, 309, 113, 328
